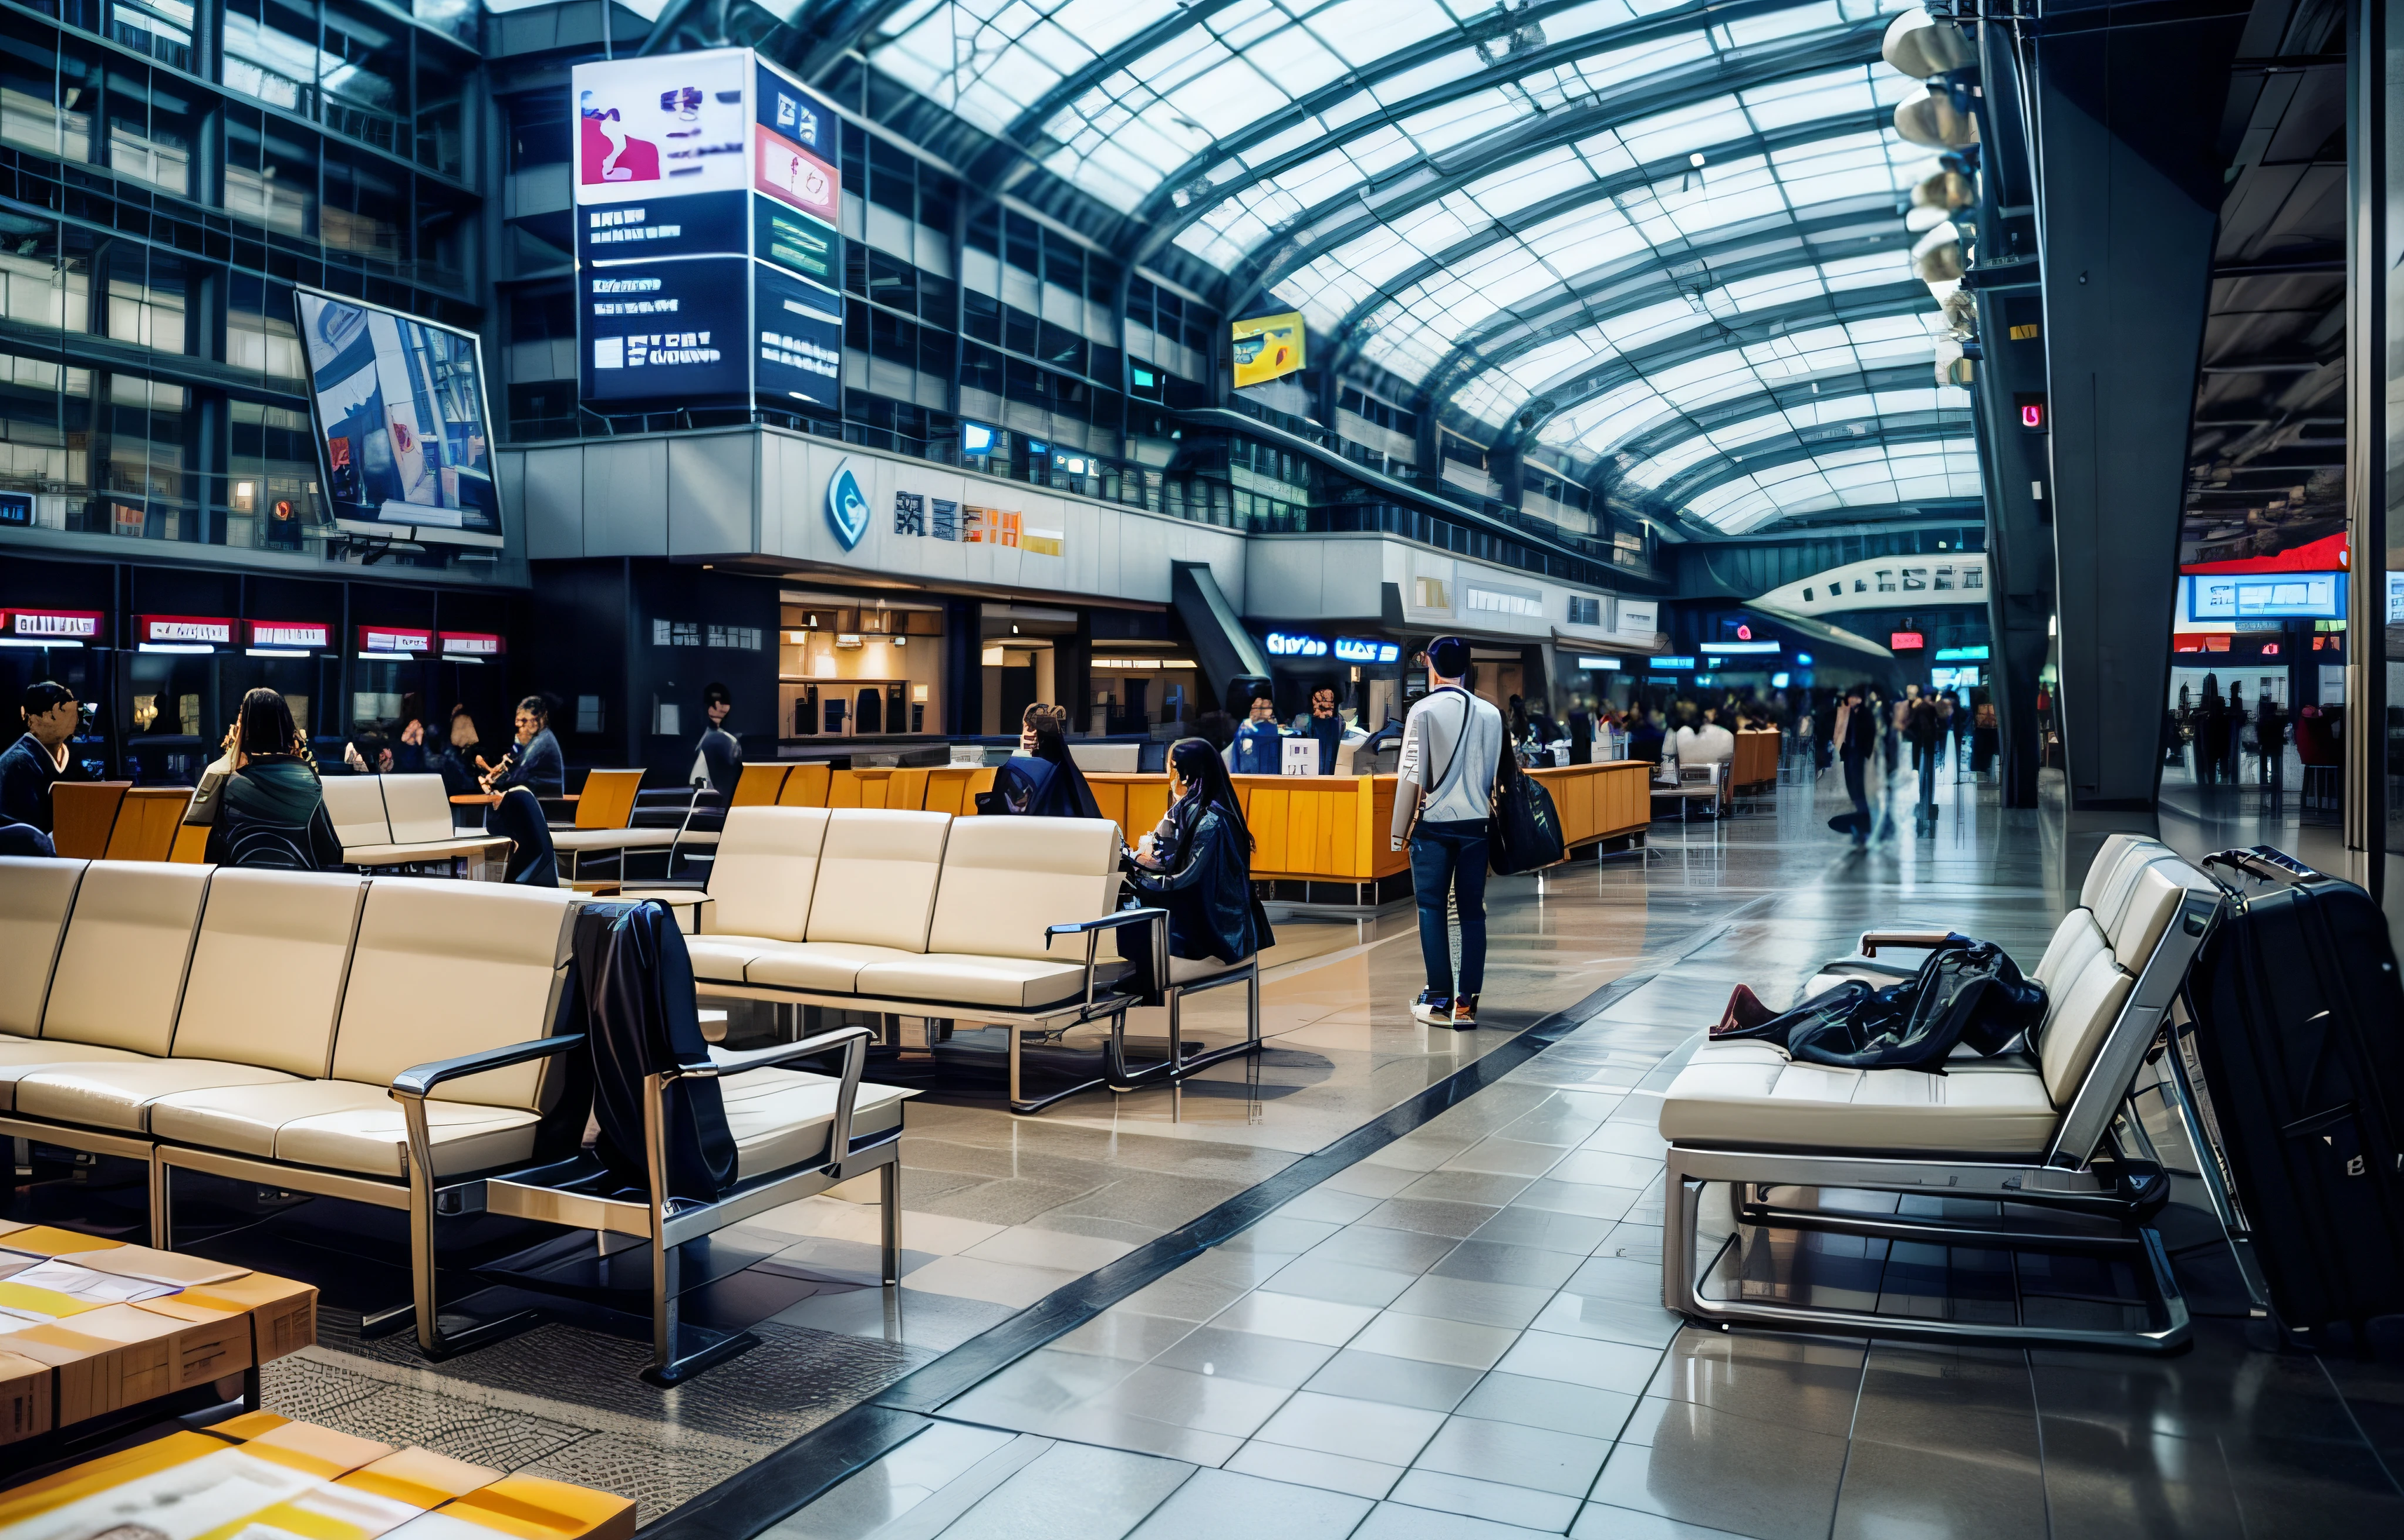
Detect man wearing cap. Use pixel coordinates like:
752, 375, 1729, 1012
1390, 637, 1504, 1028
1, 681, 80, 835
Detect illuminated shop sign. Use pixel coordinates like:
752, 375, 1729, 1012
1934, 645, 1990, 661
1711, 640, 1780, 654
754, 265, 843, 409
8, 609, 103, 640
440, 631, 505, 657
1333, 637, 1401, 664
1266, 630, 1329, 658
1649, 655, 1696, 670
1575, 656, 1623, 671
0, 491, 29, 526
246, 620, 330, 649
1889, 631, 1925, 650
137, 615, 233, 645
357, 626, 432, 654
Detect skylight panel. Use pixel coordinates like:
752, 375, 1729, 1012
1740, 71, 1873, 131
1463, 146, 1590, 219
1721, 1, 1843, 46
1369, 48, 1487, 108
1571, 32, 1720, 97
1312, 0, 1463, 68
1399, 87, 1521, 157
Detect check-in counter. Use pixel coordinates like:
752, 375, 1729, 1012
1732, 730, 1781, 791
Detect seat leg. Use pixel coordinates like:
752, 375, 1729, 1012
1166, 987, 1184, 1078
149, 1147, 171, 1250
879, 1159, 900, 1286
1662, 1153, 1700, 1317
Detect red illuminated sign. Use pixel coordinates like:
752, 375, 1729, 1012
6, 609, 104, 640
2261, 643, 2281, 656
1736, 623, 1753, 641
1890, 631, 1924, 650
137, 614, 233, 645
245, 620, 330, 649
2021, 404, 2044, 428
357, 626, 431, 654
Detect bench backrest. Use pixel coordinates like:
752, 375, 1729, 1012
2030, 835, 2170, 986
50, 782, 128, 859
778, 763, 831, 807
804, 809, 950, 951
0, 857, 87, 1037
381, 775, 460, 846
173, 870, 367, 1077
2037, 856, 2214, 1107
575, 769, 643, 830
43, 862, 212, 1055
730, 763, 791, 807
708, 806, 827, 941
330, 879, 576, 1110
927, 816, 1120, 962
320, 775, 393, 849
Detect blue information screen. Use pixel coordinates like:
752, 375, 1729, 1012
580, 256, 752, 402
753, 265, 843, 409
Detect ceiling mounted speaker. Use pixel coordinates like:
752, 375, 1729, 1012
1896, 90, 1979, 148
1911, 221, 1963, 284
1912, 169, 1976, 211
1883, 9, 1977, 77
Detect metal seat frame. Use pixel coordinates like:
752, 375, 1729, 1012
1661, 883, 2221, 1353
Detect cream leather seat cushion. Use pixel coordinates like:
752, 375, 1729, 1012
15, 1060, 299, 1133
379, 776, 463, 846
550, 828, 679, 851
148, 1079, 541, 1179
705, 808, 829, 942
718, 1068, 913, 1181
1170, 953, 1250, 985
742, 940, 918, 992
804, 810, 950, 951
320, 775, 394, 849
0, 1039, 148, 1112
923, 816, 1119, 962
686, 937, 762, 984
43, 861, 212, 1058
1658, 1040, 2060, 1154
855, 954, 1130, 1009
0, 858, 87, 1038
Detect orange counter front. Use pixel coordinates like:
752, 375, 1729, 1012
782, 758, 1652, 892
1731, 730, 1781, 791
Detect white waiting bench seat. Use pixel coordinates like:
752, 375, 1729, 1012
1655, 836, 2222, 1353
0, 856, 911, 1384
651, 805, 1261, 1113
320, 773, 515, 870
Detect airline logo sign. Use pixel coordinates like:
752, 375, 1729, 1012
246, 621, 330, 649
358, 626, 431, 654
8, 609, 102, 639
826, 460, 871, 550
886, 491, 1061, 556
138, 615, 232, 644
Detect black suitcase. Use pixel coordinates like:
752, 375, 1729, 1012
2188, 846, 2404, 1336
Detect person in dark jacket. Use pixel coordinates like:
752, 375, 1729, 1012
429, 706, 482, 796
1834, 685, 1878, 844
1905, 693, 1944, 831
205, 688, 344, 870
0, 681, 80, 835
691, 682, 744, 795
481, 695, 565, 796
1566, 706, 1593, 766
2257, 690, 2286, 795
1227, 686, 1283, 775
1299, 684, 1347, 774
991, 703, 1102, 819
1126, 737, 1272, 989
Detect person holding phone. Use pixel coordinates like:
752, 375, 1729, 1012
480, 695, 565, 796
1390, 637, 1503, 1029
1, 681, 81, 835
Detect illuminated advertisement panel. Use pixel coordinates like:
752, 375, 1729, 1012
295, 291, 498, 545
574, 49, 751, 205
2183, 572, 2346, 622
1232, 310, 1305, 389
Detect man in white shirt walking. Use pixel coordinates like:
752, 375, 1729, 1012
1390, 637, 1505, 1029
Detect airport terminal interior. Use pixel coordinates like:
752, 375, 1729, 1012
4, 0, 2404, 1535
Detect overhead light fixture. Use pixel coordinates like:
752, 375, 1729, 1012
139, 643, 214, 654
245, 647, 310, 658
0, 639, 79, 649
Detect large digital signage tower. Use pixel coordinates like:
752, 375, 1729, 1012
572, 49, 844, 412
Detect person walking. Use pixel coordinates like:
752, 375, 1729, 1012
2257, 690, 2286, 799
1906, 692, 1943, 832
0, 681, 81, 835
1834, 684, 1876, 844
1390, 636, 1504, 1029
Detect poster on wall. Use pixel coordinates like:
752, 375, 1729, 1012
294, 290, 498, 545
1231, 310, 1305, 389
574, 49, 752, 205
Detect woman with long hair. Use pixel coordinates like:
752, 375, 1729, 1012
205, 688, 343, 870
1125, 737, 1272, 987
990, 703, 1102, 819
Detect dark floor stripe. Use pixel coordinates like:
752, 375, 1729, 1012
639, 968, 1657, 1540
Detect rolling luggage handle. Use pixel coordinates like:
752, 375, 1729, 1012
2201, 845, 2323, 888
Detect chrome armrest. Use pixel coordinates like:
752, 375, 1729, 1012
650, 1024, 874, 1181
1050, 907, 1167, 1011
391, 1034, 586, 1101
1857, 930, 1959, 958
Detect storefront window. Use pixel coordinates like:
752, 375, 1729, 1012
106, 67, 196, 197
779, 598, 943, 738
225, 108, 318, 238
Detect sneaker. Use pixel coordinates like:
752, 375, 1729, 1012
1449, 995, 1479, 1029
1412, 991, 1454, 1026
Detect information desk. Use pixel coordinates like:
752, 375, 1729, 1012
1731, 730, 1781, 791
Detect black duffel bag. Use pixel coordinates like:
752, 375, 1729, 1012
1489, 750, 1566, 874
1715, 938, 2047, 1073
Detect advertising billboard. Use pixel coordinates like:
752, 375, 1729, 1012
575, 49, 751, 205
295, 291, 498, 546
575, 190, 747, 267
2183, 571, 2345, 622
580, 256, 751, 401
1232, 310, 1305, 389
755, 196, 842, 286
754, 265, 843, 409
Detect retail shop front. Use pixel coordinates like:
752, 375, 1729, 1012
0, 554, 526, 786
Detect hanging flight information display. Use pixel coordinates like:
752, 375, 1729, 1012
572, 47, 845, 413
294, 290, 499, 546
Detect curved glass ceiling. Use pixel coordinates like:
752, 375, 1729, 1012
863, 0, 1958, 533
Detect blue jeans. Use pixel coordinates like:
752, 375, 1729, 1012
1412, 820, 1489, 997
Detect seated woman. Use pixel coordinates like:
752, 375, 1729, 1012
1123, 738, 1274, 993
205, 688, 343, 870
480, 695, 565, 798
988, 703, 1102, 819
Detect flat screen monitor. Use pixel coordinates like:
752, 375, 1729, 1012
296, 290, 501, 547
2183, 570, 2344, 622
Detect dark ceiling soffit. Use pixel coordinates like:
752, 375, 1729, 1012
1190, 24, 1889, 292
1413, 205, 1916, 410
1318, 110, 1896, 369
1646, 409, 1973, 509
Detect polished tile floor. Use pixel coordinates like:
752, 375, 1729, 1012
216, 749, 2404, 1534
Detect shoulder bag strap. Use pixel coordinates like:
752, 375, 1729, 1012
1404, 690, 1473, 843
